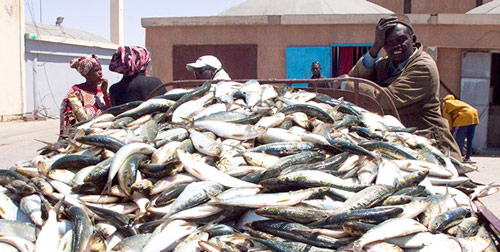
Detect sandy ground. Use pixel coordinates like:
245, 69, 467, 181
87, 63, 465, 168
0, 118, 59, 168
0, 118, 498, 217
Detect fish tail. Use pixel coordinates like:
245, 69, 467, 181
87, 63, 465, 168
101, 181, 112, 195
352, 241, 362, 252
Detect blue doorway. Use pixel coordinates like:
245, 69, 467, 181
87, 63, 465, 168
286, 46, 332, 87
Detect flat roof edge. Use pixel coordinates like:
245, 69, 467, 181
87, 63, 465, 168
25, 33, 119, 50
142, 14, 500, 27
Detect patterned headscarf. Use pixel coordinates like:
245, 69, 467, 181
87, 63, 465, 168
109, 46, 151, 76
70, 54, 100, 77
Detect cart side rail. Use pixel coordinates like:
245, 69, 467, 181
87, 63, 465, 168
147, 77, 400, 120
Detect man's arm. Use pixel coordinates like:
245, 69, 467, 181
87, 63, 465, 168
347, 61, 436, 113
348, 54, 377, 81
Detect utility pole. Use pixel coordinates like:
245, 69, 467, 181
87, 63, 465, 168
110, 0, 124, 45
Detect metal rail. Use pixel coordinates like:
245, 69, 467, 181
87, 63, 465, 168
474, 200, 500, 247
147, 77, 400, 120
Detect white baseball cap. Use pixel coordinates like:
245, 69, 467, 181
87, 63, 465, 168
186, 55, 222, 71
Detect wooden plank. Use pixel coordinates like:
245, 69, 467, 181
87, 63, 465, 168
475, 200, 500, 244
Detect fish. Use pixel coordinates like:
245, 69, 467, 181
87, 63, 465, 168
194, 120, 267, 141
310, 207, 404, 227
85, 203, 138, 237
165, 81, 212, 119
141, 220, 198, 252
103, 142, 156, 194
177, 149, 261, 188
353, 218, 427, 252
34, 198, 62, 252
209, 188, 317, 208
249, 220, 351, 249
277, 170, 368, 192
67, 206, 93, 252
166, 181, 224, 218
116, 98, 174, 119
2, 78, 498, 252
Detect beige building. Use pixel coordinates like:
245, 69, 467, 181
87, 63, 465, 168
1, 0, 25, 121
143, 0, 500, 150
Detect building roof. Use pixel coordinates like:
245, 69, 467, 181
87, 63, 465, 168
25, 22, 117, 49
467, 0, 500, 14
218, 0, 393, 16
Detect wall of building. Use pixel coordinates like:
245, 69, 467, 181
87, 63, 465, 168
144, 14, 500, 150
25, 40, 120, 118
144, 15, 500, 90
0, 0, 25, 120
436, 47, 463, 97
146, 23, 376, 82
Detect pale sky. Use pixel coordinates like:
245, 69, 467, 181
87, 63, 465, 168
24, 0, 247, 47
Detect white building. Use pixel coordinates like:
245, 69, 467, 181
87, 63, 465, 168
25, 23, 120, 118
1, 0, 123, 120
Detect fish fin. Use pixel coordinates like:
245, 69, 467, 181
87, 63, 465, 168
101, 181, 112, 196
456, 226, 465, 238
65, 139, 81, 153
53, 196, 65, 214
35, 139, 55, 151
179, 117, 194, 126
290, 227, 316, 234
40, 194, 54, 212
204, 189, 221, 204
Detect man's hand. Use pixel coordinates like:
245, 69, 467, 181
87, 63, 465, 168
369, 17, 398, 58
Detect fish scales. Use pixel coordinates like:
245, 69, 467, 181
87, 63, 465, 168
4, 79, 498, 252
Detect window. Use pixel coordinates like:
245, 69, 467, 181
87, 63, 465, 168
332, 45, 371, 77
285, 44, 371, 88
172, 44, 257, 80
404, 0, 412, 13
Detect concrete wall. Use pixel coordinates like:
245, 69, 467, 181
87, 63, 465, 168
144, 15, 500, 92
0, 0, 25, 120
25, 40, 121, 118
144, 14, 500, 148
460, 52, 491, 150
437, 48, 463, 97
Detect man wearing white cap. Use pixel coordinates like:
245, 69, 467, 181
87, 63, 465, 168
186, 55, 231, 80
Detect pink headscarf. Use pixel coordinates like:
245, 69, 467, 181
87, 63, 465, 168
109, 46, 151, 76
70, 54, 100, 77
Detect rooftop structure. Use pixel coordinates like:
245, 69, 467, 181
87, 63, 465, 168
218, 0, 393, 16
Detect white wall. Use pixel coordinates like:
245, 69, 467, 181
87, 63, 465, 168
461, 51, 491, 150
25, 40, 121, 117
0, 0, 25, 120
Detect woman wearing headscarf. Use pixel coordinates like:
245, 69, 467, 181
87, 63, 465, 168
60, 54, 111, 137
108, 46, 164, 106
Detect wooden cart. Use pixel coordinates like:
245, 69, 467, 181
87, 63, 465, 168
147, 77, 500, 246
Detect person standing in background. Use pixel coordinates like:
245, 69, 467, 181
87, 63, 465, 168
441, 95, 480, 162
109, 46, 165, 106
60, 54, 111, 138
310, 61, 337, 88
186, 55, 231, 81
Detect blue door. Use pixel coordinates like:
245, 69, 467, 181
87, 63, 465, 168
286, 46, 332, 88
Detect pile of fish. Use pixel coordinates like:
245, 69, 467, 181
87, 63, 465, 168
1, 80, 499, 251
